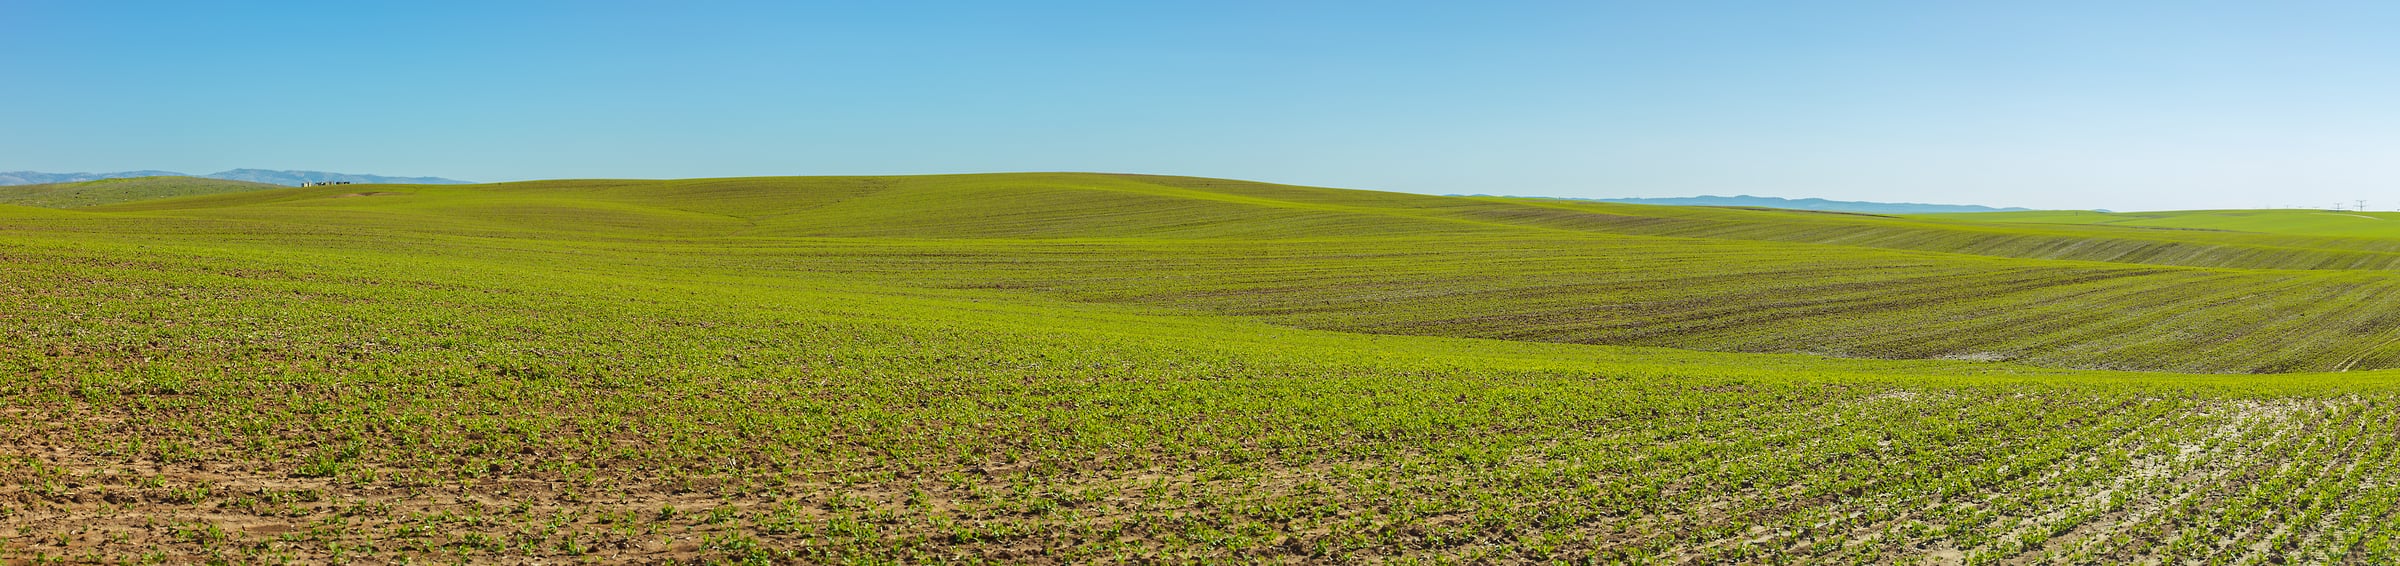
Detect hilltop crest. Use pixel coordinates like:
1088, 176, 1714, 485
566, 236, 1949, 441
1579, 194, 2031, 214
0, 169, 470, 186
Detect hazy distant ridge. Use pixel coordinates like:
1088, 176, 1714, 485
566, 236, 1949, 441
1590, 195, 2030, 214
0, 171, 184, 185
0, 169, 470, 186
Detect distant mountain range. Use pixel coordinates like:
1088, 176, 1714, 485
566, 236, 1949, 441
0, 169, 470, 186
1583, 195, 2031, 214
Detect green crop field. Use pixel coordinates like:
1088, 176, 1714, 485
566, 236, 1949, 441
0, 176, 287, 209
9, 173, 2400, 563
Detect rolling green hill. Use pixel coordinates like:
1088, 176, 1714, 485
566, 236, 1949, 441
0, 175, 287, 208
10, 173, 2400, 563
62, 173, 2400, 373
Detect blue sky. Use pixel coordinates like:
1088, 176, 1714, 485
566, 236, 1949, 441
5, 1, 2396, 211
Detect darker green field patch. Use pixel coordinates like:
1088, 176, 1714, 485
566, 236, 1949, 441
0, 176, 287, 209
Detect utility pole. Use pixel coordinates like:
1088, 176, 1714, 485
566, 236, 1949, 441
2359, 199, 2369, 211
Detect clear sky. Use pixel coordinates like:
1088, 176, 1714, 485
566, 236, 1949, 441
5, 1, 2396, 211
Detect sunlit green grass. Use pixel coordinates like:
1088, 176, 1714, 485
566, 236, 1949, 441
8, 173, 2400, 563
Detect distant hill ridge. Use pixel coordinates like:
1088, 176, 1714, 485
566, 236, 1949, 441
0, 169, 470, 186
1580, 195, 2030, 214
